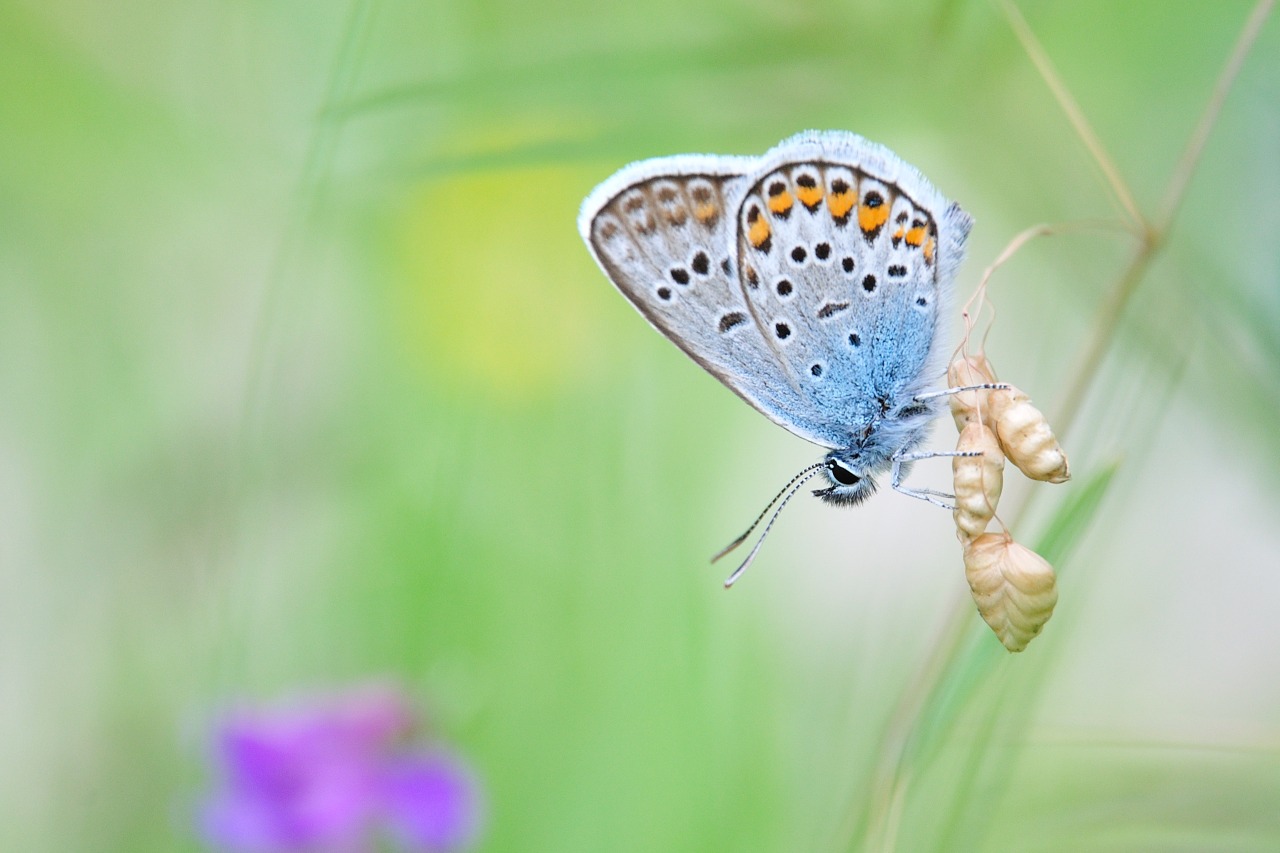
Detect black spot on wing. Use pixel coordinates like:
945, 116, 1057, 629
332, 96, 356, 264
718, 312, 746, 333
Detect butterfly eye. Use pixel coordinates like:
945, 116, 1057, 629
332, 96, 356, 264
828, 461, 860, 486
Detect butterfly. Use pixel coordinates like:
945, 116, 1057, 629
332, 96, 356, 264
578, 131, 974, 585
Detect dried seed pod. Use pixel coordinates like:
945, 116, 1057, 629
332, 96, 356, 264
947, 352, 998, 431
952, 423, 1005, 543
988, 386, 1070, 483
963, 533, 1058, 653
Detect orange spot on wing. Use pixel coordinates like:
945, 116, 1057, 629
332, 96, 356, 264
923, 237, 936, 265
748, 217, 771, 248
905, 226, 927, 247
858, 202, 889, 234
694, 202, 718, 223
827, 190, 855, 220
767, 190, 793, 216
796, 184, 823, 208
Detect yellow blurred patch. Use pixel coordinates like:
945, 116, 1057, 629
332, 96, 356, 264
395, 166, 607, 401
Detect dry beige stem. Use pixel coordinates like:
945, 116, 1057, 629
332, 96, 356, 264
963, 533, 1058, 652
988, 386, 1070, 483
952, 423, 1005, 543
947, 352, 998, 430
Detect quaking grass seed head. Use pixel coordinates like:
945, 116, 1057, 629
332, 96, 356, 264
962, 532, 1058, 653
952, 423, 1005, 543
947, 352, 998, 431
988, 385, 1070, 484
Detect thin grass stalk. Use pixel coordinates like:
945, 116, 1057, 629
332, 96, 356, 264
851, 2, 1274, 849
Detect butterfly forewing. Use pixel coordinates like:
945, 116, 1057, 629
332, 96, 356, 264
580, 159, 840, 446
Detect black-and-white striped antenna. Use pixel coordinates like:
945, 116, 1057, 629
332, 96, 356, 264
713, 461, 827, 588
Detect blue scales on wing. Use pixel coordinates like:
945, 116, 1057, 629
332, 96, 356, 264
731, 144, 951, 449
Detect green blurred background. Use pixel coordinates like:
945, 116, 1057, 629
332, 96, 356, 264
2, 0, 1278, 850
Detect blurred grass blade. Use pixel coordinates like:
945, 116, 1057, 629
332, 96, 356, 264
859, 462, 1120, 851
930, 463, 1122, 848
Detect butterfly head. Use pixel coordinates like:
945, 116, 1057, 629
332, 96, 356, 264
813, 452, 879, 506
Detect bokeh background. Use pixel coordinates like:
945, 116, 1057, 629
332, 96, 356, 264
3, 0, 1278, 850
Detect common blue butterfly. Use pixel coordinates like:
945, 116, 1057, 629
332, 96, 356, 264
578, 131, 974, 584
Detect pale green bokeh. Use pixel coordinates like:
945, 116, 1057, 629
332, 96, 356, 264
1, 1, 1277, 850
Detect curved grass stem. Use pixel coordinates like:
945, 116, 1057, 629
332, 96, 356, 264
853, 2, 1274, 849
999, 0, 1147, 233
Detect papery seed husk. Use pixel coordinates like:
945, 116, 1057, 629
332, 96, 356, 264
963, 533, 1058, 653
987, 386, 1070, 483
948, 352, 998, 431
952, 423, 1005, 543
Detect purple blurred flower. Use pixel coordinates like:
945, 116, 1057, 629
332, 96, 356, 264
199, 685, 480, 853
381, 752, 481, 852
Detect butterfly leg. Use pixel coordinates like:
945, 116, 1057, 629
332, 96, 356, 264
890, 450, 981, 509
912, 382, 1009, 403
